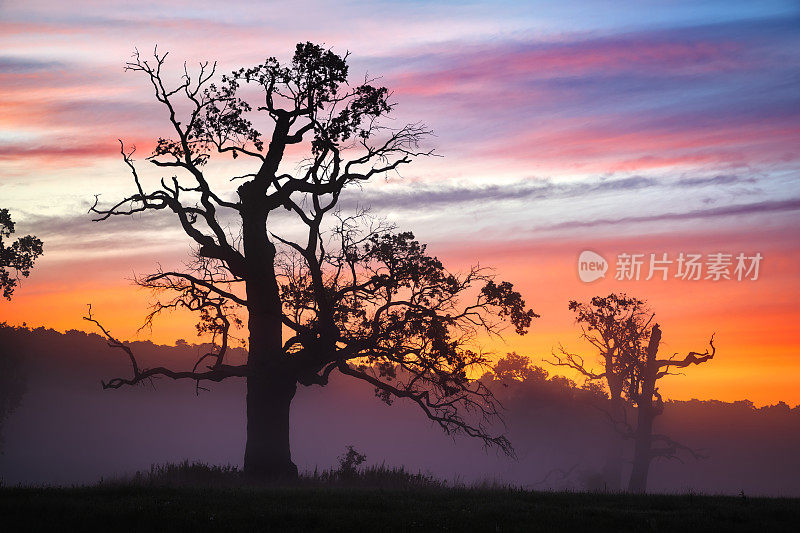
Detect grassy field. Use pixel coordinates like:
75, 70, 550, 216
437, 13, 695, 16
2, 463, 798, 531
2, 485, 799, 532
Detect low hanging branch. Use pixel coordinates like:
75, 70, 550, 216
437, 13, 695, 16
84, 298, 247, 390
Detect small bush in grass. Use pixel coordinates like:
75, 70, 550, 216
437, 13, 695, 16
337, 445, 367, 478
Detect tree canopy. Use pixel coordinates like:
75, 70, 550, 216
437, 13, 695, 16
0, 208, 43, 301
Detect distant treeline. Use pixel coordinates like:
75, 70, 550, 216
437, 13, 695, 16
2, 323, 799, 495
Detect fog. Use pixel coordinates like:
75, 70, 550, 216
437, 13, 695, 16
2, 326, 799, 495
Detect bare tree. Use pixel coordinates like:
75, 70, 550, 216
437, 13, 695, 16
548, 294, 651, 490
625, 323, 715, 493
86, 43, 537, 479
550, 294, 715, 492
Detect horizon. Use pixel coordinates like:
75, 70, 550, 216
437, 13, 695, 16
3, 322, 800, 494
1, 0, 799, 409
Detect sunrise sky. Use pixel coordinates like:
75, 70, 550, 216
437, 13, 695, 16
1, 0, 798, 405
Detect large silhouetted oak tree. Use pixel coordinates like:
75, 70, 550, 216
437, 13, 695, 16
86, 44, 537, 479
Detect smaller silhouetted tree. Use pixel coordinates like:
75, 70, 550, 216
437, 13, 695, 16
625, 323, 715, 493
548, 294, 652, 490
0, 209, 43, 300
552, 294, 715, 492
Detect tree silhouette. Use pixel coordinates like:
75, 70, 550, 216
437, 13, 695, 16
86, 44, 537, 479
492, 352, 549, 384
548, 294, 651, 490
0, 210, 41, 451
625, 323, 715, 493
551, 294, 714, 492
0, 209, 43, 301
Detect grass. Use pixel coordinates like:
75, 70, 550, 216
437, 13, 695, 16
3, 485, 799, 532
2, 462, 799, 532
96, 459, 450, 490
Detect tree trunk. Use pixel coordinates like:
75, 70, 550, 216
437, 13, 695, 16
239, 178, 297, 480
244, 366, 298, 479
242, 299, 294, 479
628, 408, 654, 493
627, 324, 662, 493
601, 396, 625, 491
241, 278, 296, 480
240, 253, 297, 480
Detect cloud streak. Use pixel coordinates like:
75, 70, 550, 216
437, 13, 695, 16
543, 198, 800, 230
340, 174, 757, 211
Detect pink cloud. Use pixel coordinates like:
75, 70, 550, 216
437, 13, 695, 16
479, 114, 799, 172
388, 38, 746, 98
